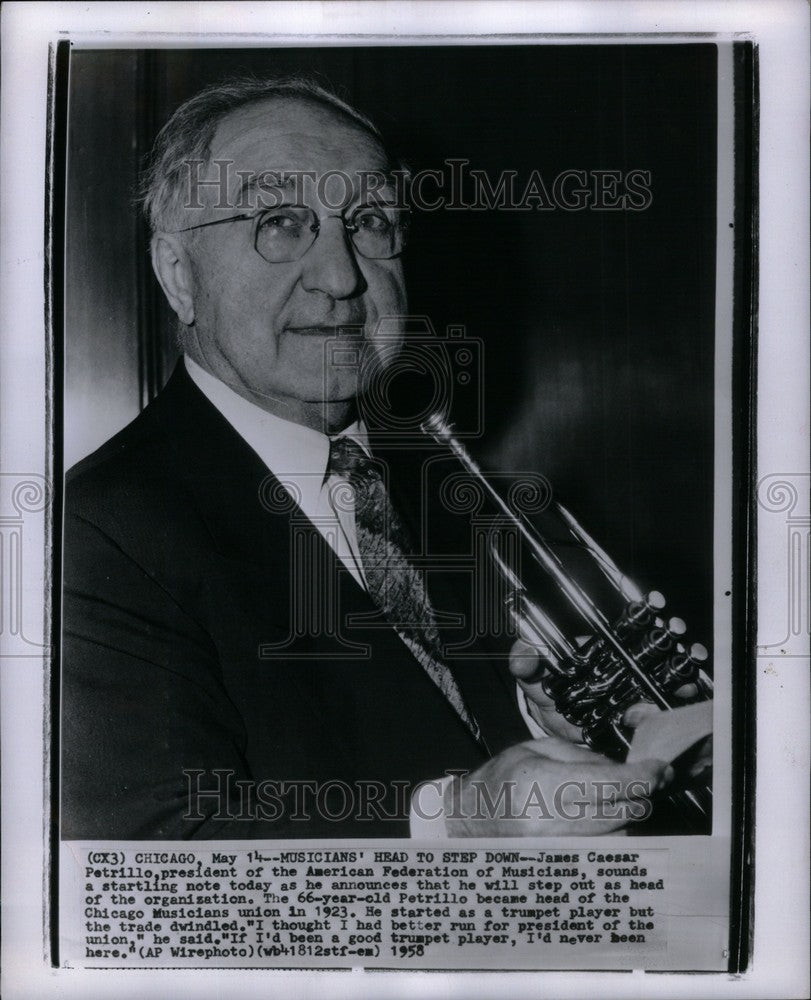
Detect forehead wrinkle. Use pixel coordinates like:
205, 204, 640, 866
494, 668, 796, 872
199, 98, 389, 215
208, 98, 385, 165
229, 147, 390, 214
216, 132, 386, 174
237, 172, 296, 200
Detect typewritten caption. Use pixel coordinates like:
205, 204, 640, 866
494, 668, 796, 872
64, 846, 673, 969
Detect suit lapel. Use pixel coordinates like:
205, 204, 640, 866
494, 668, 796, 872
150, 366, 372, 635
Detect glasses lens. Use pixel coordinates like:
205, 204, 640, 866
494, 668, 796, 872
254, 206, 317, 262
350, 206, 410, 259
252, 205, 410, 262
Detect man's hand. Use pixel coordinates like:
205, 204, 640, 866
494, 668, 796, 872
508, 637, 702, 742
508, 638, 584, 740
444, 736, 672, 837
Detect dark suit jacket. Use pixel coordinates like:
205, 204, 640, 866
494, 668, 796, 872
61, 364, 529, 839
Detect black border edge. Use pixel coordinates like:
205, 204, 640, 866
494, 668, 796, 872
727, 38, 759, 975
135, 49, 165, 408
45, 37, 71, 969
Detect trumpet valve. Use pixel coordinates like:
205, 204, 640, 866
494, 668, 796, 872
630, 616, 687, 666
614, 590, 666, 639
654, 642, 709, 691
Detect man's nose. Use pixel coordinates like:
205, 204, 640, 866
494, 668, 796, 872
300, 217, 365, 300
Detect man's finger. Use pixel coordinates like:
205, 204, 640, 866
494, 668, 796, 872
509, 640, 567, 717
558, 816, 634, 836
519, 735, 601, 760
623, 701, 662, 728
527, 756, 672, 833
508, 637, 542, 680
518, 739, 674, 795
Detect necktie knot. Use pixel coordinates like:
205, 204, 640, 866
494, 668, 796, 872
328, 436, 374, 483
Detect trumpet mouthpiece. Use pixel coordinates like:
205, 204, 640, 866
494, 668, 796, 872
420, 412, 453, 441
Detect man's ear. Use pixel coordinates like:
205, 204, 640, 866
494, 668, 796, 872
151, 234, 195, 325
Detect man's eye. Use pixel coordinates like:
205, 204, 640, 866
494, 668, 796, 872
258, 210, 305, 231
354, 209, 392, 232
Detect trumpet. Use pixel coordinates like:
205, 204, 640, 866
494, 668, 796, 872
421, 412, 713, 830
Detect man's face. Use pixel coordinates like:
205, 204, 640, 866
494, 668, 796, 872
179, 97, 407, 424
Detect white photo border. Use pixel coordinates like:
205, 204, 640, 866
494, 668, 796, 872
1, 3, 808, 1000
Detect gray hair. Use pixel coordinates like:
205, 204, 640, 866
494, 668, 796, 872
139, 75, 386, 234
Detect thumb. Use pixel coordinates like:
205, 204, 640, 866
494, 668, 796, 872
628, 757, 675, 795
509, 638, 557, 712
508, 637, 543, 681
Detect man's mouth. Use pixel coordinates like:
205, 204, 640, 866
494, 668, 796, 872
284, 325, 365, 337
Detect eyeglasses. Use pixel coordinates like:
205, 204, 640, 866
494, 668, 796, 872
171, 204, 410, 263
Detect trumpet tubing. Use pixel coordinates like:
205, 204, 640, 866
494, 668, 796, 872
422, 412, 713, 828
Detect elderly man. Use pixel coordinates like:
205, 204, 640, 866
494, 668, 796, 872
62, 77, 674, 840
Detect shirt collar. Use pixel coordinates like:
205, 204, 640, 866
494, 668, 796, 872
184, 356, 368, 519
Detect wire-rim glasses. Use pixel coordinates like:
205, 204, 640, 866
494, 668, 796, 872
171, 203, 410, 263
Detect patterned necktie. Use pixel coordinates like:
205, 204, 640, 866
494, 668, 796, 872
327, 436, 479, 739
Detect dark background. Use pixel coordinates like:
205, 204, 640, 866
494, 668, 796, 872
65, 43, 717, 638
